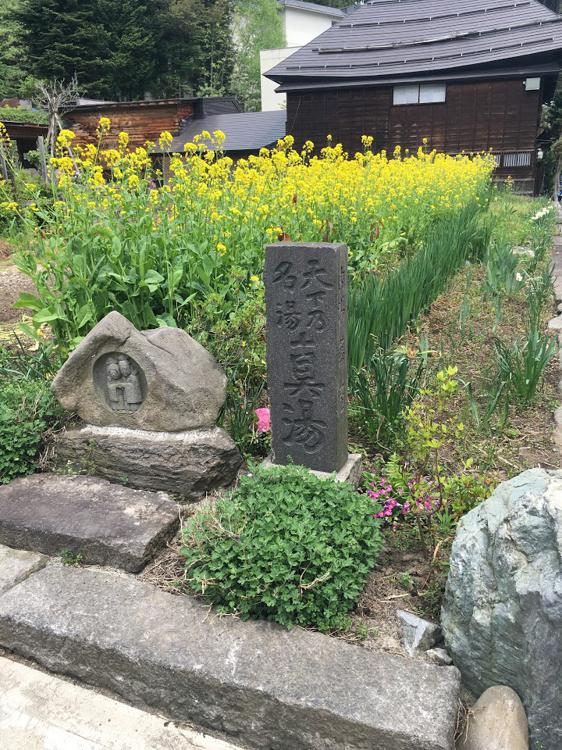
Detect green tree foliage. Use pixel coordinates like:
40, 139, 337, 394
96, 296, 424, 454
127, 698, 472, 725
12, 0, 235, 100
156, 0, 235, 97
15, 0, 157, 99
232, 0, 284, 111
0, 0, 37, 99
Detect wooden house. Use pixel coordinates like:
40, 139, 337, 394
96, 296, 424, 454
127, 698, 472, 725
65, 96, 287, 161
65, 97, 242, 150
265, 0, 562, 193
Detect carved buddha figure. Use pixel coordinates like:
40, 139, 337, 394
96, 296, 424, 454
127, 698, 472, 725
104, 355, 144, 412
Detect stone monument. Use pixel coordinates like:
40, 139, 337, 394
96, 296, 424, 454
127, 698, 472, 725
263, 242, 361, 483
52, 311, 242, 498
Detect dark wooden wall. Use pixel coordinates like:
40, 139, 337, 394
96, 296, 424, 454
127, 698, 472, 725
287, 79, 541, 155
66, 102, 194, 149
287, 78, 543, 190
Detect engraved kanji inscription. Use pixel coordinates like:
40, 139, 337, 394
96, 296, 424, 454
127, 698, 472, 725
265, 243, 349, 472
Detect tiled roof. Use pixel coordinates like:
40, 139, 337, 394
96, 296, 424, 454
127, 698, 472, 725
154, 110, 287, 154
266, 0, 562, 87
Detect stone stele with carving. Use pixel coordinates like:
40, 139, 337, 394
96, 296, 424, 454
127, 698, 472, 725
52, 311, 226, 432
52, 311, 242, 499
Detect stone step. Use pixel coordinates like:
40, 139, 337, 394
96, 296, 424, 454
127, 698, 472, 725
0, 563, 460, 750
0, 474, 179, 572
0, 656, 242, 750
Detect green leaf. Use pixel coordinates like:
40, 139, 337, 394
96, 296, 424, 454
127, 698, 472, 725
142, 269, 165, 292
33, 308, 65, 324
14, 292, 43, 311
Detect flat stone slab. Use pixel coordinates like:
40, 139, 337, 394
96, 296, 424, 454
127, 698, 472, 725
0, 544, 47, 595
0, 656, 242, 750
0, 475, 179, 572
0, 565, 460, 750
55, 425, 242, 499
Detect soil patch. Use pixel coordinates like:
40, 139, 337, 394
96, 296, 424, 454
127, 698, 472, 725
0, 268, 36, 323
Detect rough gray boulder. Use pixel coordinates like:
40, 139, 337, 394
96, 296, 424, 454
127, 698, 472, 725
442, 469, 562, 750
52, 311, 226, 432
398, 609, 441, 657
55, 425, 242, 499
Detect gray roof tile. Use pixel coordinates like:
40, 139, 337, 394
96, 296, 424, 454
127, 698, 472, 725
154, 110, 287, 154
266, 0, 562, 86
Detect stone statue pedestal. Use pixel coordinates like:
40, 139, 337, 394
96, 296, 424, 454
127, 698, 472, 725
55, 425, 241, 500
51, 312, 242, 500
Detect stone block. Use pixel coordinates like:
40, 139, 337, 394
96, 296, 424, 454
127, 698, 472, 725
264, 243, 348, 473
55, 425, 242, 499
442, 469, 562, 750
0, 544, 47, 595
52, 311, 226, 432
0, 565, 461, 750
0, 474, 179, 572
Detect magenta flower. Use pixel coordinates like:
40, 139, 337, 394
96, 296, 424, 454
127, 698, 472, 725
255, 408, 271, 434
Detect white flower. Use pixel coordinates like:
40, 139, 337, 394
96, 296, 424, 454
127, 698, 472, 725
531, 205, 553, 222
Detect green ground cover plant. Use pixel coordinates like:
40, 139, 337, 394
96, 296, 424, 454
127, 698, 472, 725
0, 106, 48, 125
0, 343, 63, 483
181, 464, 383, 632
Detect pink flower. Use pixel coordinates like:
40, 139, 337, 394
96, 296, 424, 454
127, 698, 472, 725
255, 408, 271, 434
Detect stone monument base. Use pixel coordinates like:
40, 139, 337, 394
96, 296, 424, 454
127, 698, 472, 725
54, 424, 242, 500
261, 453, 362, 487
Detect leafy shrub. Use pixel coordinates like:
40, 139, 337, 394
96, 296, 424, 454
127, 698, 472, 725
0, 378, 62, 483
181, 465, 382, 632
366, 454, 493, 549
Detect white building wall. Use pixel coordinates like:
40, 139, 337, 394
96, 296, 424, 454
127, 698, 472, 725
261, 5, 339, 111
283, 6, 336, 48
260, 47, 300, 112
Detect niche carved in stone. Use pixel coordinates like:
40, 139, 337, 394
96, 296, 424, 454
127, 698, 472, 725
93, 353, 147, 413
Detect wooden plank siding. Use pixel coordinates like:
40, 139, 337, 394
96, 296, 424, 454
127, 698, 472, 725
66, 102, 195, 150
287, 79, 542, 191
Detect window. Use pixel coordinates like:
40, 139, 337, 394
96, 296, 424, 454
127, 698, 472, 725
393, 83, 446, 105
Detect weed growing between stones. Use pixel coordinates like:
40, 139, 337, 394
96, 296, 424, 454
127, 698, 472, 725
60, 549, 84, 566
180, 464, 383, 632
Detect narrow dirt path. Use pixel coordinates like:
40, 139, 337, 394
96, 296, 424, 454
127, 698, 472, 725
0, 240, 36, 325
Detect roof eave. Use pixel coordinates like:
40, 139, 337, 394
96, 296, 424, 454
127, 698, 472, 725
278, 0, 345, 19
275, 61, 562, 93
